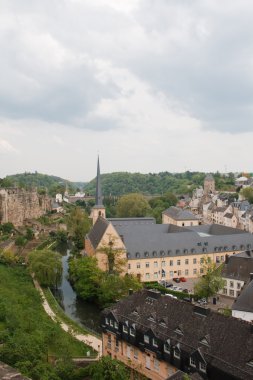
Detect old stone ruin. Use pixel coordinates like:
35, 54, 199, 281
0, 188, 51, 226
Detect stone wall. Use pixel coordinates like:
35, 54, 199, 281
0, 188, 52, 226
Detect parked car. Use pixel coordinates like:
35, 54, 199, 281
183, 288, 189, 293
173, 277, 180, 283
165, 282, 173, 288
179, 277, 187, 282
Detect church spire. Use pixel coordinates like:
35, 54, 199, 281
95, 155, 103, 206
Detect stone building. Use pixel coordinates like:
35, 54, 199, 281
102, 289, 253, 379
0, 188, 51, 226
203, 174, 215, 195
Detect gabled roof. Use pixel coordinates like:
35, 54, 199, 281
162, 206, 198, 221
221, 251, 253, 282
103, 289, 253, 380
87, 217, 109, 249
232, 279, 253, 313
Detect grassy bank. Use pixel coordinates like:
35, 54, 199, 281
0, 264, 94, 380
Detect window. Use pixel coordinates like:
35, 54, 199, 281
144, 334, 149, 344
184, 249, 188, 254
200, 362, 207, 373
154, 261, 158, 267
221, 255, 224, 262
176, 250, 180, 254
190, 357, 196, 367
200, 258, 204, 264
229, 289, 234, 296
223, 288, 227, 295
193, 269, 197, 275
128, 326, 135, 337
177, 260, 181, 265
107, 335, 111, 349
170, 260, 173, 266
145, 273, 150, 280
153, 338, 158, 347
185, 269, 189, 276
162, 261, 166, 267
146, 262, 150, 268
237, 283, 241, 289
193, 258, 197, 264
114, 321, 118, 329
136, 262, 141, 269
128, 263, 131, 270
185, 259, 189, 265
105, 317, 109, 325
110, 319, 113, 327
164, 340, 170, 353
230, 281, 234, 288
154, 358, 160, 372
136, 252, 140, 258
134, 348, 138, 359
178, 270, 182, 276
153, 251, 157, 257
144, 251, 149, 257
126, 345, 131, 359
154, 272, 158, 279
216, 257, 220, 263
123, 325, 128, 333
174, 347, 180, 359
200, 268, 204, 274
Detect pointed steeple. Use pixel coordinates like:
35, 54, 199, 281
90, 156, 106, 225
95, 156, 103, 206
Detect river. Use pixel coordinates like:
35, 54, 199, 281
53, 247, 102, 334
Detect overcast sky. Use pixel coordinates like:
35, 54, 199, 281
0, 0, 253, 181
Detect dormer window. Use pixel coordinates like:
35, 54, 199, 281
153, 338, 158, 347
176, 249, 180, 254
175, 326, 183, 335
144, 251, 149, 257
191, 248, 195, 253
153, 251, 157, 257
160, 250, 165, 256
114, 321, 118, 329
105, 317, 109, 325
200, 337, 209, 347
247, 360, 253, 368
110, 319, 113, 327
136, 252, 140, 258
200, 362, 207, 373
148, 315, 155, 322
130, 327, 135, 337
190, 356, 196, 367
123, 325, 128, 333
164, 339, 170, 353
144, 334, 149, 344
174, 347, 180, 359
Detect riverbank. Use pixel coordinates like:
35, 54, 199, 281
0, 264, 95, 379
34, 278, 102, 357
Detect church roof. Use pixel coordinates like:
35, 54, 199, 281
87, 217, 109, 249
95, 156, 103, 206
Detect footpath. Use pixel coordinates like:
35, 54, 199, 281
33, 279, 102, 359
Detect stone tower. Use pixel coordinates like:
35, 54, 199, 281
204, 174, 215, 195
90, 156, 106, 225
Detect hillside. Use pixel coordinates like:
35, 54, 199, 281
0, 172, 86, 196
84, 171, 236, 196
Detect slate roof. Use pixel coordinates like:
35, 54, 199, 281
162, 207, 198, 221
108, 217, 156, 226
87, 217, 109, 249
232, 279, 253, 313
103, 289, 253, 380
221, 251, 253, 282
224, 213, 234, 219
111, 223, 253, 260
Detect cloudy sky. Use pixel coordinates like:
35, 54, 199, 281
0, 0, 253, 181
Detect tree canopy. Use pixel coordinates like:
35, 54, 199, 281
28, 249, 63, 288
194, 257, 225, 299
66, 207, 91, 249
116, 193, 151, 218
241, 187, 253, 204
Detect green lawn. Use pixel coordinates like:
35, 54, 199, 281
0, 264, 94, 379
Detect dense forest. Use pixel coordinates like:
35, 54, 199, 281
0, 172, 85, 196
84, 171, 236, 196
0, 171, 236, 197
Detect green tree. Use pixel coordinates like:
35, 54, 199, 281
28, 249, 63, 288
87, 356, 130, 380
116, 193, 151, 217
194, 257, 225, 299
69, 256, 102, 301
97, 236, 127, 274
67, 207, 91, 249
0, 222, 14, 234
241, 187, 253, 204
15, 236, 27, 247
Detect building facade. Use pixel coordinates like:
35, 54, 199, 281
102, 289, 253, 380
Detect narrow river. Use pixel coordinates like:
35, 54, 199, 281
53, 247, 102, 334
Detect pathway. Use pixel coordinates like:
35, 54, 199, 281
33, 279, 102, 358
